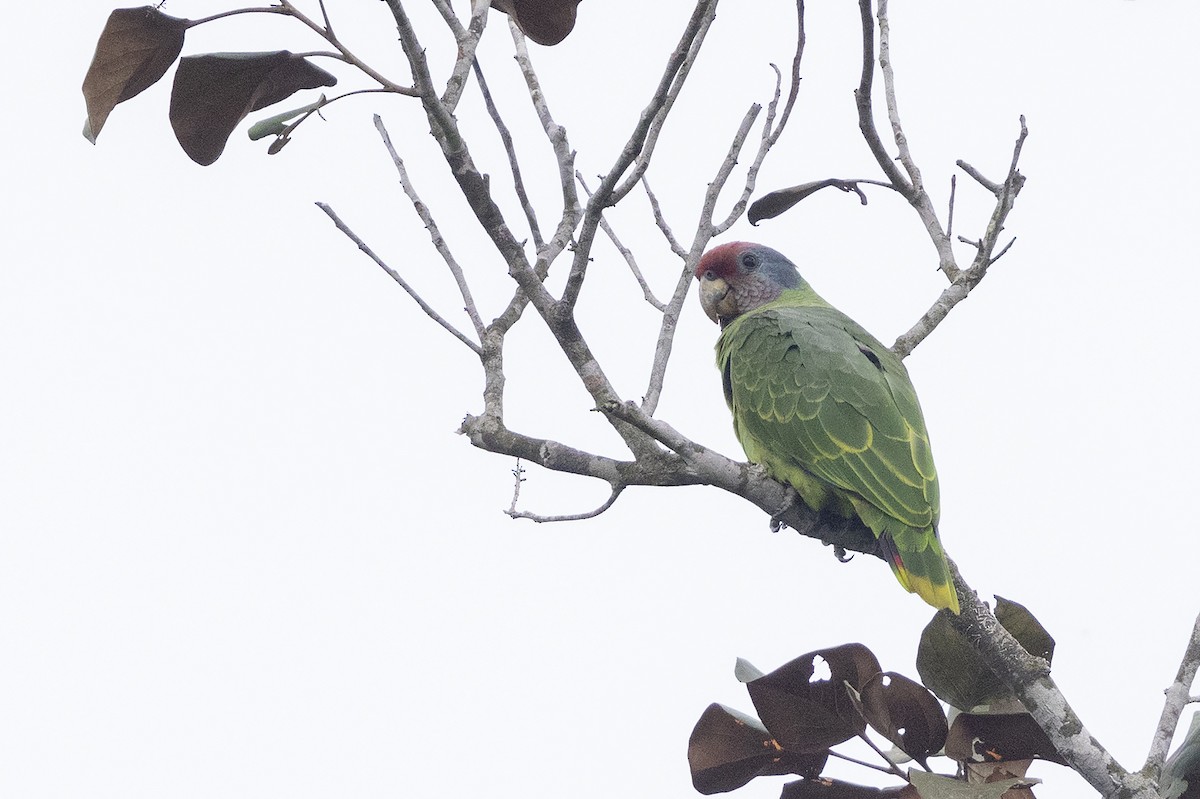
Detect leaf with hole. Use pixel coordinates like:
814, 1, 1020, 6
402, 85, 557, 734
169, 51, 337, 165
746, 644, 881, 753
856, 671, 948, 766
917, 597, 1054, 710
688, 703, 828, 795
82, 6, 189, 143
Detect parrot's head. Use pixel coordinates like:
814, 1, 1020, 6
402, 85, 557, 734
695, 241, 802, 327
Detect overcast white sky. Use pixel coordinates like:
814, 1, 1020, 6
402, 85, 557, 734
3, 2, 1198, 798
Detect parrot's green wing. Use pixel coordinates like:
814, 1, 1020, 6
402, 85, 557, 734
718, 297, 957, 612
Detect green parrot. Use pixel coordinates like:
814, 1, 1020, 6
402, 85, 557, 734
695, 241, 958, 614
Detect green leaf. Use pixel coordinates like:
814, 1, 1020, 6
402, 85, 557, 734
908, 769, 1036, 799
1163, 712, 1200, 799
169, 51, 337, 165
247, 95, 326, 141
746, 644, 881, 753
735, 657, 765, 683
916, 597, 1054, 710
82, 6, 189, 143
687, 703, 827, 795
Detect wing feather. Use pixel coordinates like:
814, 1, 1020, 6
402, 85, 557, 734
718, 302, 938, 530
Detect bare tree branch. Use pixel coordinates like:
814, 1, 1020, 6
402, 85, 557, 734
374, 115, 487, 341
876, 0, 923, 191
473, 59, 545, 251
278, 0, 419, 96
637, 101, 763, 416
458, 412, 699, 488
1142, 610, 1200, 784
510, 22, 580, 255
891, 117, 1028, 358
560, 0, 719, 311
855, 0, 958, 283
642, 177, 687, 258
947, 562, 1158, 799
645, 0, 806, 416
713, 0, 807, 233
946, 174, 957, 239
439, 0, 488, 112
316, 202, 482, 354
506, 458, 526, 514
577, 172, 665, 311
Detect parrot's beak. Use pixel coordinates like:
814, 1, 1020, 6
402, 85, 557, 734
699, 276, 738, 325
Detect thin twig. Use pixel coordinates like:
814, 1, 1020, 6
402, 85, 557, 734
473, 59, 545, 251
990, 237, 1016, 264
510, 24, 580, 255
956, 160, 1002, 195
825, 749, 901, 776
383, 0, 664, 463
856, 732, 908, 779
610, 3, 719, 206
577, 172, 664, 311
640, 103, 763, 414
507, 459, 526, 515
185, 6, 289, 27
946, 174, 957, 240
279, 0, 418, 96
772, 0, 806, 141
713, 0, 806, 231
507, 485, 626, 523
1142, 610, 1200, 784
710, 98, 768, 234
891, 117, 1028, 358
316, 0, 333, 37
877, 0, 921, 190
854, 0, 958, 282
560, 0, 719, 311
853, 0, 910, 196
642, 177, 687, 258
375, 116, 487, 341
316, 202, 482, 354
647, 0, 805, 413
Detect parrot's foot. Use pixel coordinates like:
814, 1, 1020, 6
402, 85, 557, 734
768, 485, 801, 533
832, 545, 854, 563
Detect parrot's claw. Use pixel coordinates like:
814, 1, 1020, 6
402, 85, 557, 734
833, 545, 854, 563
768, 485, 801, 533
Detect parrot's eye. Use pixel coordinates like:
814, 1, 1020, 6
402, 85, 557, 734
703, 269, 717, 281
741, 252, 759, 271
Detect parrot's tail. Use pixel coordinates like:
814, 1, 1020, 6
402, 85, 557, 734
879, 531, 960, 615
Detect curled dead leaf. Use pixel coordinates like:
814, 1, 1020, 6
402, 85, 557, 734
82, 6, 189, 142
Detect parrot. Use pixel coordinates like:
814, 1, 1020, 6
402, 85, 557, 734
695, 241, 958, 614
